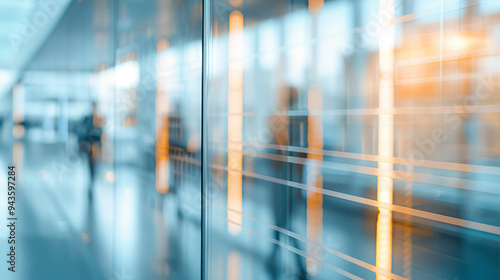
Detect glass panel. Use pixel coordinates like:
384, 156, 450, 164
113, 0, 203, 279
204, 0, 500, 279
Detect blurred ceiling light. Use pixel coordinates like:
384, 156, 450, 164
258, 20, 278, 70
157, 38, 169, 52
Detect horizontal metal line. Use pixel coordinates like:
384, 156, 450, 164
234, 149, 500, 196
395, 47, 500, 66
233, 141, 500, 176
210, 164, 500, 236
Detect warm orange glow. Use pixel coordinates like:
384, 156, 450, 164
229, 0, 243, 8
227, 10, 244, 236
227, 251, 241, 280
94, 63, 108, 73
376, 0, 395, 279
308, 0, 324, 14
156, 85, 170, 194
101, 132, 107, 162
92, 143, 101, 162
306, 87, 323, 276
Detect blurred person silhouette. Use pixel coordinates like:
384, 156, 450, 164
268, 86, 308, 279
77, 102, 103, 198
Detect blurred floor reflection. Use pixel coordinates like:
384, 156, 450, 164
0, 124, 499, 280
0, 139, 202, 280
205, 0, 500, 279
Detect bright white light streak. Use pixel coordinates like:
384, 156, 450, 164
376, 0, 395, 279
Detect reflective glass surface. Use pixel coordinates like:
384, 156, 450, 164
204, 0, 500, 279
0, 0, 202, 279
0, 0, 500, 280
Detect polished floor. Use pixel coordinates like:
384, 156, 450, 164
0, 140, 201, 280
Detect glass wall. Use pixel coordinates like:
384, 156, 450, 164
0, 0, 202, 279
112, 0, 202, 279
204, 0, 500, 279
1, 0, 500, 279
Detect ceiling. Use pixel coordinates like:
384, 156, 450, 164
0, 0, 71, 98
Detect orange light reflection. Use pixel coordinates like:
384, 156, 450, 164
156, 83, 170, 194
227, 10, 244, 236
306, 87, 323, 276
